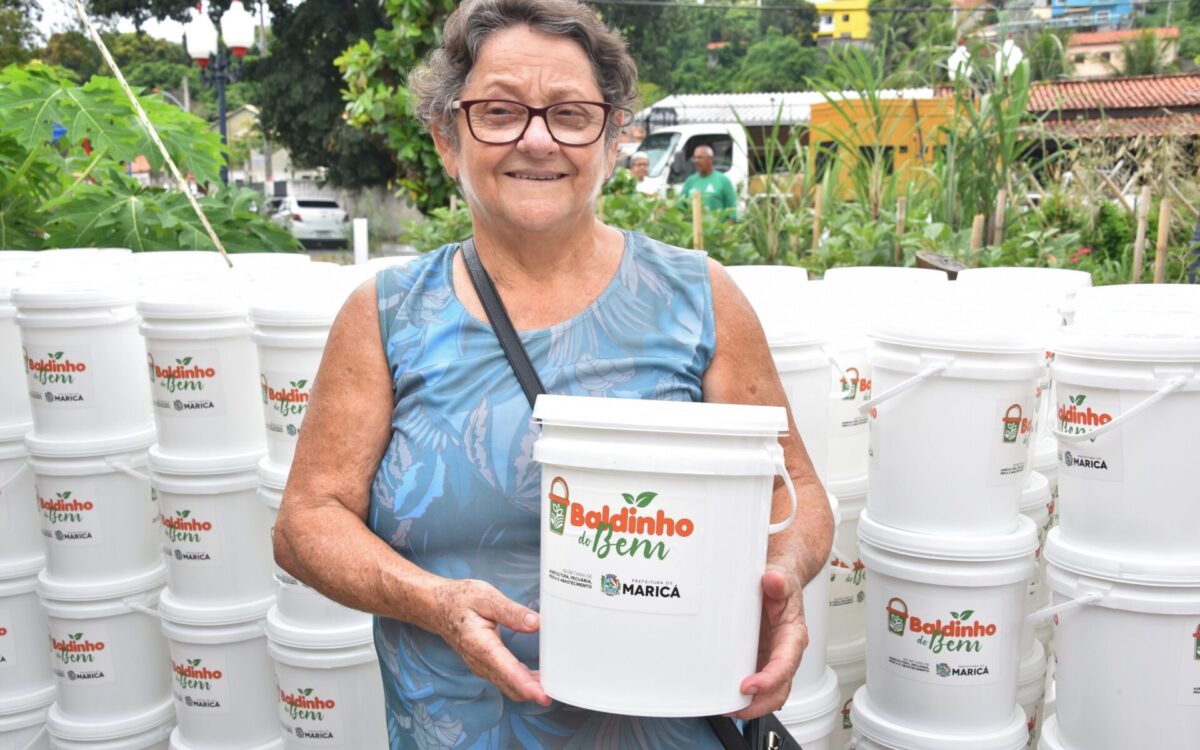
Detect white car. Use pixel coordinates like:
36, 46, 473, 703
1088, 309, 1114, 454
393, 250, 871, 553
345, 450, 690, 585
268, 196, 349, 250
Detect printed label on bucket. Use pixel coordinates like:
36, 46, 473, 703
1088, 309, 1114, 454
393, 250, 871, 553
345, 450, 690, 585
1056, 388, 1125, 482
1180, 622, 1200, 706
878, 591, 1006, 686
23, 344, 94, 408
0, 607, 12, 670
49, 623, 114, 685
172, 653, 231, 714
260, 369, 313, 441
146, 347, 226, 416
829, 554, 866, 609
542, 473, 704, 615
162, 507, 221, 566
37, 479, 102, 547
278, 684, 345, 744
833, 364, 870, 434
988, 396, 1035, 486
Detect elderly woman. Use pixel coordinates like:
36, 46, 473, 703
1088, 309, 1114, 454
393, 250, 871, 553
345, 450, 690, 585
272, 0, 833, 747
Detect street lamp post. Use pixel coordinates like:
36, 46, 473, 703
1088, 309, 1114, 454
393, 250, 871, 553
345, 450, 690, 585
185, 1, 256, 186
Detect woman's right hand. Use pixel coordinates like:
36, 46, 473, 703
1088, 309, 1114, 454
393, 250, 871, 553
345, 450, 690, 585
430, 579, 551, 706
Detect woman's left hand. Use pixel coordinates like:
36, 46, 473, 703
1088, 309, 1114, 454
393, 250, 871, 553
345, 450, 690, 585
729, 562, 809, 721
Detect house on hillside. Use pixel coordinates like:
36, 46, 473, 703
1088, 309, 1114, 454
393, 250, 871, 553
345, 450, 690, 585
1064, 28, 1179, 79
1029, 71, 1200, 139
809, 0, 869, 44
1048, 0, 1134, 31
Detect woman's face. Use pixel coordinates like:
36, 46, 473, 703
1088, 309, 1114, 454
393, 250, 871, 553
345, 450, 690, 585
434, 25, 619, 237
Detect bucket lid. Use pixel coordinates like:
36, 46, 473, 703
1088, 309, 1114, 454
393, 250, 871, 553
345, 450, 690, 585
158, 587, 274, 626
532, 395, 787, 437
37, 564, 166, 602
775, 666, 840, 727
869, 284, 1044, 354
24, 426, 156, 459
258, 456, 289, 491
827, 635, 866, 666
851, 687, 1028, 750
1043, 528, 1200, 586
11, 276, 135, 309
168, 727, 282, 750
0, 554, 44, 582
0, 688, 54, 722
822, 267, 948, 286
47, 698, 174, 742
1018, 638, 1046, 685
1019, 471, 1050, 514
265, 604, 373, 649
1052, 324, 1200, 363
1038, 715, 1069, 750
148, 445, 264, 475
0, 422, 31, 444
827, 474, 867, 503
137, 282, 248, 319
858, 510, 1038, 562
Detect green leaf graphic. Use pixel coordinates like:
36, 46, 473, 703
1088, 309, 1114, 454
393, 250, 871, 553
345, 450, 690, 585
1074, 395, 1086, 406
189, 659, 201, 666
182, 357, 193, 365
635, 491, 657, 509
300, 688, 313, 696
622, 493, 635, 505
178, 510, 190, 518
959, 609, 974, 620
53, 352, 63, 359
950, 611, 960, 620
71, 633, 82, 640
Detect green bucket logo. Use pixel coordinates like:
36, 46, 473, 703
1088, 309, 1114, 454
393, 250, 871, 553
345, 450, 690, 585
886, 597, 909, 636
842, 698, 853, 729
840, 367, 861, 401
1193, 623, 1200, 660
1002, 403, 1023, 443
548, 477, 569, 535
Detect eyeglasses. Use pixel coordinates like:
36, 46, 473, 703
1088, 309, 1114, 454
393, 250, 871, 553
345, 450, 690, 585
452, 99, 630, 147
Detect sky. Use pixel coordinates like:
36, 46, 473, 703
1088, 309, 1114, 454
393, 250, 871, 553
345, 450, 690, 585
34, 0, 279, 44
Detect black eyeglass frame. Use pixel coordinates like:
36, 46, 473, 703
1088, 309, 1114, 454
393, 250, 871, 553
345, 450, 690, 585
452, 99, 631, 147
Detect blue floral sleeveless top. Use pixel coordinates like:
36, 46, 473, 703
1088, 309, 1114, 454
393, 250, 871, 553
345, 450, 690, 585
369, 232, 722, 749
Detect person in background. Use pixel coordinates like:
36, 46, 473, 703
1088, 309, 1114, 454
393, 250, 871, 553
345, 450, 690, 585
630, 150, 649, 182
680, 144, 738, 219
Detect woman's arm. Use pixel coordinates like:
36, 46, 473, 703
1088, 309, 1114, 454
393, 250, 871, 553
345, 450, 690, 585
701, 259, 835, 720
274, 280, 549, 706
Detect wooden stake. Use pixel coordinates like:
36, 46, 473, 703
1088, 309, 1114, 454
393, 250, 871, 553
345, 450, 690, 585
894, 196, 907, 265
970, 213, 986, 265
991, 188, 1007, 247
1154, 197, 1172, 284
1132, 185, 1152, 283
691, 190, 704, 251
449, 194, 458, 212
1166, 181, 1197, 219
1100, 172, 1134, 214
812, 189, 824, 254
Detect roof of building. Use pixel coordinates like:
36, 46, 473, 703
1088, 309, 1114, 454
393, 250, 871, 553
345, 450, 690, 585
637, 89, 937, 127
1038, 113, 1200, 139
1028, 73, 1200, 113
1068, 27, 1179, 47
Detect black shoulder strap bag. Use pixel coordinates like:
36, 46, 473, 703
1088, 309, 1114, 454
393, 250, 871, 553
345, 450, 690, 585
459, 237, 802, 750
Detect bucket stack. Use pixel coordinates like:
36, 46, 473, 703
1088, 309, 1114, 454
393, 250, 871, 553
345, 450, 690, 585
850, 283, 1041, 750
249, 268, 387, 749
10, 249, 177, 749
1035, 286, 1200, 750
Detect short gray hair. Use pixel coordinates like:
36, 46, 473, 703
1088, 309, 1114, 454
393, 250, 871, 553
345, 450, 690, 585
693, 145, 714, 158
409, 0, 639, 148
631, 151, 649, 164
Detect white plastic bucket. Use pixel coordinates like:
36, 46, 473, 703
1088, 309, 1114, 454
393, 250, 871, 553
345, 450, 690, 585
827, 474, 867, 651
1050, 326, 1200, 563
0, 559, 56, 711
37, 568, 170, 723
777, 667, 840, 750
0, 699, 51, 750
771, 333, 831, 483
26, 432, 159, 585
828, 639, 865, 750
46, 699, 173, 750
0, 436, 44, 569
249, 287, 342, 472
130, 252, 228, 293
865, 298, 1042, 535
1073, 284, 1200, 332
532, 395, 799, 716
0, 267, 34, 431
266, 609, 387, 749
138, 292, 265, 458
850, 684, 1030, 750
792, 492, 840, 694
827, 337, 871, 483
1017, 639, 1046, 749
1043, 530, 1200, 750
258, 460, 371, 634
859, 510, 1037, 734
13, 280, 153, 445
1020, 472, 1052, 623
954, 267, 1091, 325
168, 729, 279, 750
151, 449, 274, 609
158, 591, 278, 749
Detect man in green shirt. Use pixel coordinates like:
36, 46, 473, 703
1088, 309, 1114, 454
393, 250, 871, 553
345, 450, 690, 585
679, 145, 738, 219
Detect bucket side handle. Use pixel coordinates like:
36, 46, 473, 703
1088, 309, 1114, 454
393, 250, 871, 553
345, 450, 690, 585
0, 459, 31, 493
104, 458, 149, 483
822, 347, 849, 385
121, 590, 163, 619
1025, 590, 1104, 627
856, 361, 950, 415
768, 451, 798, 536
1052, 376, 1188, 444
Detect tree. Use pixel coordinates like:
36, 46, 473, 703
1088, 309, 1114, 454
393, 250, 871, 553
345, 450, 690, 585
39, 31, 104, 81
0, 0, 40, 69
250, 0, 395, 188
1026, 29, 1072, 82
869, 0, 954, 76
731, 29, 821, 93
1116, 30, 1174, 76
